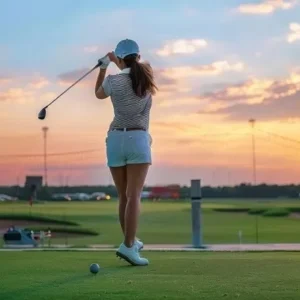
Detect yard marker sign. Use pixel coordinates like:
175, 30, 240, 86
190, 179, 203, 248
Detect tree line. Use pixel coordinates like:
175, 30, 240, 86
0, 183, 299, 200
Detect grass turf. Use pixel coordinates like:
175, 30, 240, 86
0, 251, 299, 300
0, 199, 300, 247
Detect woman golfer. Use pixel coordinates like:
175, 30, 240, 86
95, 39, 157, 266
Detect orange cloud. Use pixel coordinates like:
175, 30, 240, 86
159, 61, 245, 80
199, 79, 274, 105
237, 0, 297, 15
287, 22, 300, 43
28, 75, 49, 89
0, 88, 35, 103
0, 74, 51, 104
0, 76, 12, 84
195, 72, 300, 105
199, 72, 300, 121
156, 39, 208, 56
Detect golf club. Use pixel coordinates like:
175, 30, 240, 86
38, 61, 102, 120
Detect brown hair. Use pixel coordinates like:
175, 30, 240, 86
122, 54, 158, 98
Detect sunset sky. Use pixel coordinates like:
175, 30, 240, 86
1, 0, 300, 186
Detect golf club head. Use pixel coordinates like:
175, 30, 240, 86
38, 107, 47, 120
36, 62, 100, 121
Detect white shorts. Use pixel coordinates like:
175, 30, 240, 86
106, 129, 152, 167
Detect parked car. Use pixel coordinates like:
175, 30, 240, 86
51, 193, 71, 201
70, 193, 90, 201
141, 191, 151, 199
0, 194, 18, 201
89, 192, 111, 201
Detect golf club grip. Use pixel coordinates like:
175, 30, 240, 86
45, 63, 101, 108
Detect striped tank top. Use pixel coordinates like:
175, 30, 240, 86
102, 68, 152, 132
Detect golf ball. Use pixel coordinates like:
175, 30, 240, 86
90, 263, 100, 274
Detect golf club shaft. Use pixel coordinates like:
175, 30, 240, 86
45, 63, 101, 108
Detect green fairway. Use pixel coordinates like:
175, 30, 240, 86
0, 251, 299, 300
0, 199, 300, 247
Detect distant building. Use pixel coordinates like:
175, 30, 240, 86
25, 176, 43, 189
24, 176, 43, 204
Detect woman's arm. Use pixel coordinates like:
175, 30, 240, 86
95, 54, 111, 99
95, 52, 120, 99
95, 68, 107, 96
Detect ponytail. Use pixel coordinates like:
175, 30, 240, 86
123, 54, 158, 98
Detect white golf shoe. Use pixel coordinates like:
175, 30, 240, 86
135, 239, 144, 251
116, 243, 149, 266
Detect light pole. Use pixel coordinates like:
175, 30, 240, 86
249, 119, 256, 185
249, 119, 259, 243
42, 126, 49, 186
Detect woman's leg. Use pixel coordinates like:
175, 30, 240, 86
115, 131, 151, 265
109, 166, 127, 235
124, 163, 149, 248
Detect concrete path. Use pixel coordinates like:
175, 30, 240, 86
1, 243, 300, 252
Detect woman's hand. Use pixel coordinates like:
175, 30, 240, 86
107, 51, 118, 64
107, 51, 122, 70
98, 52, 120, 69
98, 54, 111, 69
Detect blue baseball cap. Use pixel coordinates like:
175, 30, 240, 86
115, 39, 140, 59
